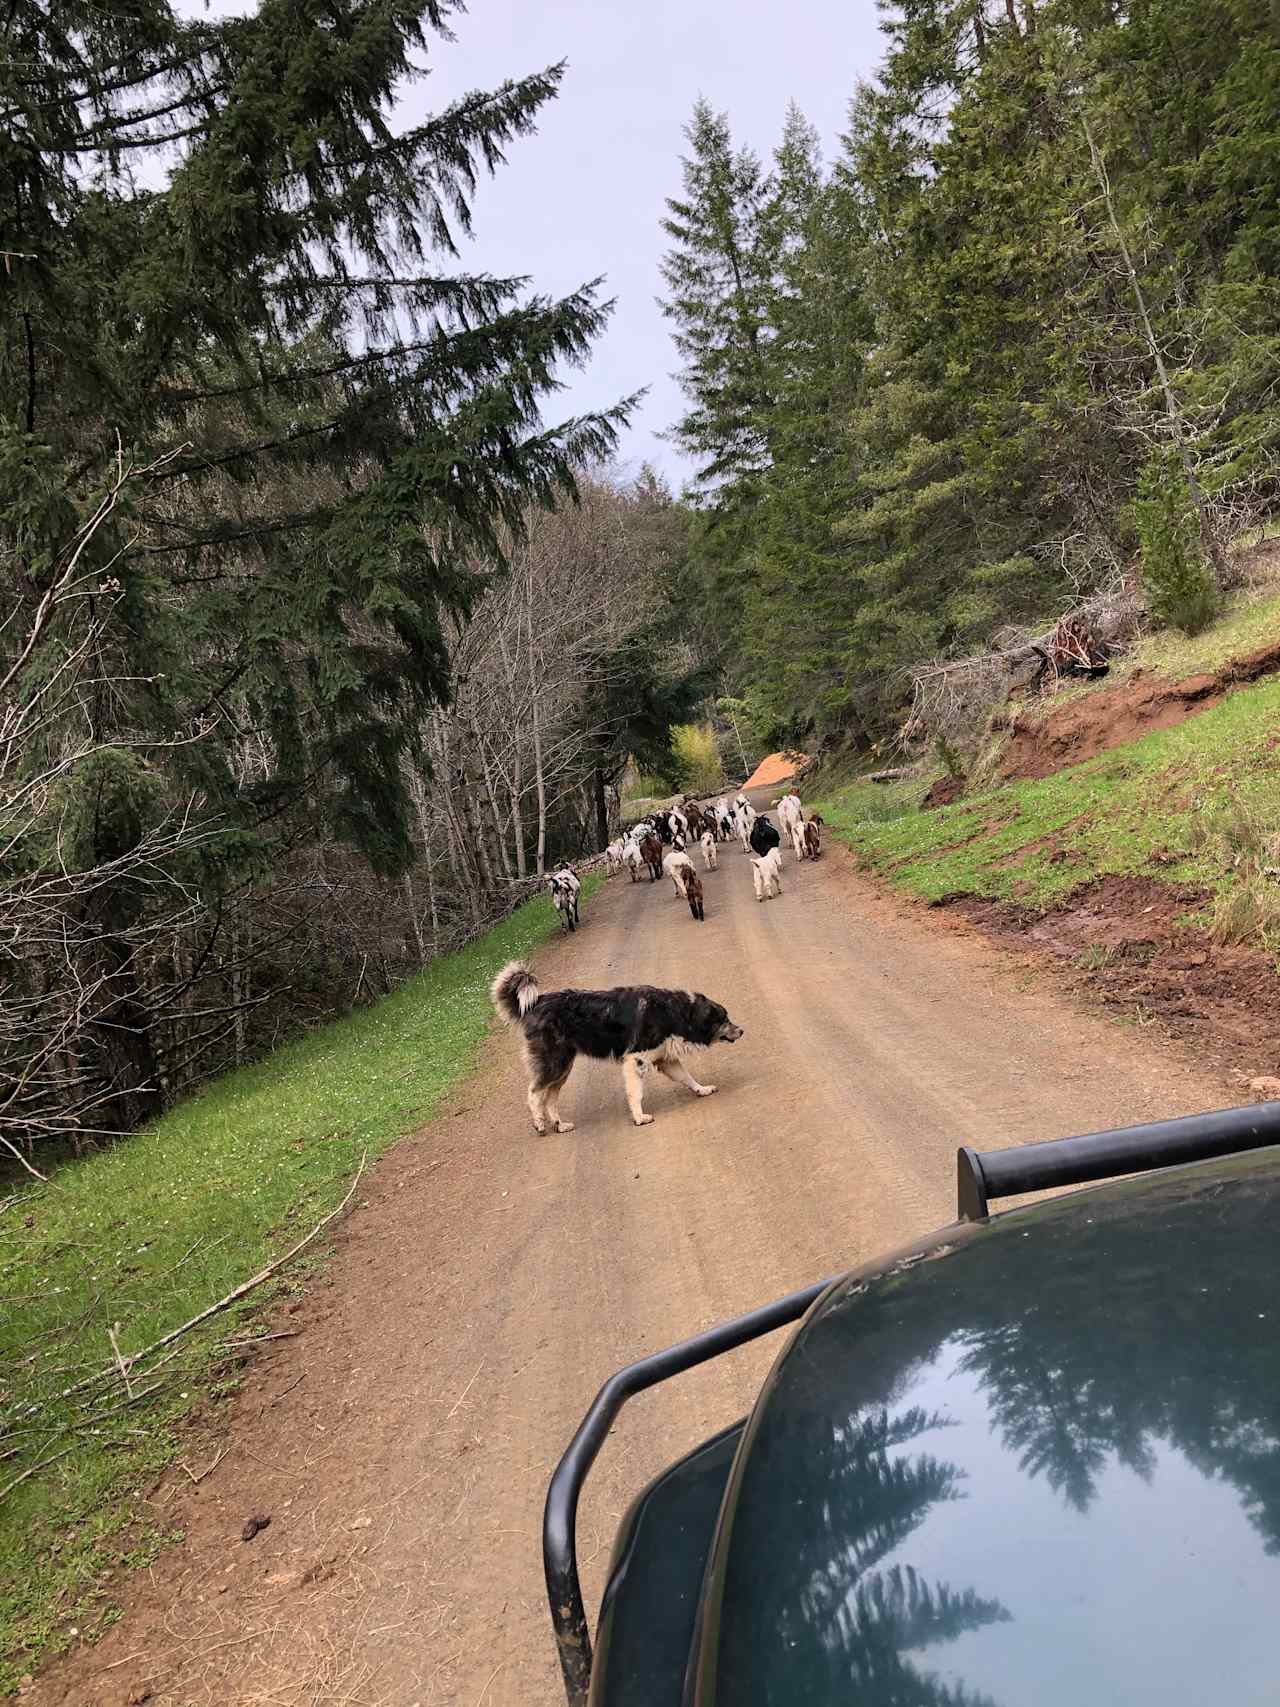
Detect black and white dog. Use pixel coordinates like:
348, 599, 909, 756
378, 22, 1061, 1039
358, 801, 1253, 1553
548, 868, 581, 931
490, 962, 743, 1131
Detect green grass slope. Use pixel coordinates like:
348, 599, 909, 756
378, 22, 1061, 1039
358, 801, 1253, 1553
1010, 582, 1280, 727
0, 882, 596, 1691
820, 675, 1280, 942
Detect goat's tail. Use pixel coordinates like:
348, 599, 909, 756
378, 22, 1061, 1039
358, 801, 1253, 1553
491, 960, 540, 1025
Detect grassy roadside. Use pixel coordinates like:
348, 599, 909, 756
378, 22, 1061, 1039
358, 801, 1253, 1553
0, 881, 599, 1692
818, 675, 1280, 938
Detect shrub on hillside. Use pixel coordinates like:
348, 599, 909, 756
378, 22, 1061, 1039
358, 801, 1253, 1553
1135, 450, 1218, 636
671, 722, 724, 795
1188, 798, 1280, 947
934, 733, 967, 780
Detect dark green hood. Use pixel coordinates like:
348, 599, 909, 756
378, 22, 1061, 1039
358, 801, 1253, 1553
695, 1148, 1280, 1707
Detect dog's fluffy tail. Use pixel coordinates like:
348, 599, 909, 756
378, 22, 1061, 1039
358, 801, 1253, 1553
491, 960, 540, 1024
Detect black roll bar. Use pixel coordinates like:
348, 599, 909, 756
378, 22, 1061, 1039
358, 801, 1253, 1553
957, 1098, 1280, 1221
542, 1275, 835, 1706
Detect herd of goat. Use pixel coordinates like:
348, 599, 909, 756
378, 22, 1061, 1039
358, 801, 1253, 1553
546, 788, 823, 931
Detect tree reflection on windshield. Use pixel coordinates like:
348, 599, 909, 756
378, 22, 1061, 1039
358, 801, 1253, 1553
951, 1176, 1280, 1540
714, 1161, 1280, 1706
782, 1407, 1010, 1706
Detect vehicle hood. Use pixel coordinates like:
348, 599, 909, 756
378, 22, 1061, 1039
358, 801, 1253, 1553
693, 1148, 1280, 1707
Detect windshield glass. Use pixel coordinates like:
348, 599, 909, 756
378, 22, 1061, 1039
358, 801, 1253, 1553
700, 1159, 1280, 1707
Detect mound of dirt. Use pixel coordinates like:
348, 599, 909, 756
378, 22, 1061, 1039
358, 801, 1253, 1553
743, 750, 807, 789
922, 775, 965, 809
999, 640, 1280, 780
946, 875, 1280, 1078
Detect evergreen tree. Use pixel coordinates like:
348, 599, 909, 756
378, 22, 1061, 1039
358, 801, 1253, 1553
2, 0, 630, 1124
666, 0, 1280, 751
3, 0, 629, 865
659, 99, 775, 490
741, 114, 877, 743
1134, 449, 1218, 635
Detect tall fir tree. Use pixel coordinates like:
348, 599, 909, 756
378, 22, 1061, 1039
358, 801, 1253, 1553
2, 0, 630, 1121
666, 0, 1280, 753
659, 98, 775, 491
740, 112, 878, 743
3, 0, 630, 866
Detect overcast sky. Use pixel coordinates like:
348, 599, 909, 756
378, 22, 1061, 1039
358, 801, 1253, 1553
427, 1, 886, 484
192, 1, 887, 484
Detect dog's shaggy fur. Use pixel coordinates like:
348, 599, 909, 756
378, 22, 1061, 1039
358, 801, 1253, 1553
751, 846, 783, 900
491, 962, 742, 1130
802, 819, 821, 859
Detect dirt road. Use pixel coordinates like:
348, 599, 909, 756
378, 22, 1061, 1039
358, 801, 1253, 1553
36, 800, 1237, 1707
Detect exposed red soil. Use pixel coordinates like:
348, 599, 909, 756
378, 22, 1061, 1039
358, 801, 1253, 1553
742, 750, 806, 789
942, 875, 1280, 1078
998, 639, 1280, 780
922, 775, 965, 809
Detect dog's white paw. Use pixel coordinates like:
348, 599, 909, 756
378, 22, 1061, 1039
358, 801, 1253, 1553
695, 1083, 717, 1097
633, 1113, 655, 1126
532, 1122, 547, 1136
555, 1119, 575, 1133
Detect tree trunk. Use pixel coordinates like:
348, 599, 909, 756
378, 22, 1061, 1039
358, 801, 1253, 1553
593, 764, 609, 851
97, 933, 164, 1129
230, 924, 245, 1066
426, 846, 439, 951
475, 729, 515, 881
403, 873, 425, 964
431, 720, 482, 929
727, 708, 750, 779
526, 573, 548, 876
495, 622, 528, 878
463, 770, 496, 896
414, 805, 440, 956
1082, 117, 1227, 584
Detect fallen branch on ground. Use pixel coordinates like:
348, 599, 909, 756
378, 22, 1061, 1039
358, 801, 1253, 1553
180, 1446, 228, 1486
898, 577, 1143, 753
67, 1153, 367, 1401
0, 1444, 75, 1504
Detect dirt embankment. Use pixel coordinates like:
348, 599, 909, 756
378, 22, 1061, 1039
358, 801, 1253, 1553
742, 750, 806, 789
945, 875, 1280, 1081
998, 640, 1280, 781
